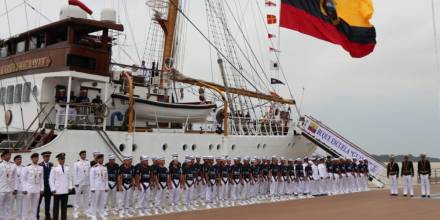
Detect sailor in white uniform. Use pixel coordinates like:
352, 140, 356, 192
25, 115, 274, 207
49, 153, 74, 220
0, 150, 18, 220
73, 150, 91, 218
14, 155, 25, 220
89, 154, 109, 220
310, 159, 320, 196
21, 153, 44, 220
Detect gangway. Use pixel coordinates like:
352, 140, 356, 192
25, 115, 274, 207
299, 115, 386, 188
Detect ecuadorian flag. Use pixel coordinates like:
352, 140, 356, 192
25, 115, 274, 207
280, 0, 376, 58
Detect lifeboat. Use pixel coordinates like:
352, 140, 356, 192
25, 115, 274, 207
111, 94, 216, 123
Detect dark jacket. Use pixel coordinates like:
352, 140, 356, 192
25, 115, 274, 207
39, 161, 54, 193
417, 160, 431, 176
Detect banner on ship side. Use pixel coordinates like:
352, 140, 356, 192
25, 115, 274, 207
303, 116, 385, 178
280, 0, 376, 58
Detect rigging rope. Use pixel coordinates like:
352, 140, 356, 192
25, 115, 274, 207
168, 0, 258, 92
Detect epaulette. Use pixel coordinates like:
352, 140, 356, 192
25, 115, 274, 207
94, 164, 99, 167
27, 164, 31, 166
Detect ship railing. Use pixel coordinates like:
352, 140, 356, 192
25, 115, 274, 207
226, 116, 293, 136
53, 102, 107, 130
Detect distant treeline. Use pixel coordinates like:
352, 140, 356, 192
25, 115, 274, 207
372, 154, 440, 162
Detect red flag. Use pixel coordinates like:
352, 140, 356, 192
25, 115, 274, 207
269, 47, 281, 53
69, 0, 93, 15
268, 33, 276, 39
265, 0, 277, 7
267, 14, 277, 24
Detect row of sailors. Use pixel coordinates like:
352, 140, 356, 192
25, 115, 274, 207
0, 150, 370, 220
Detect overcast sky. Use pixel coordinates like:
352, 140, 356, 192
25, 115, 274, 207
1, 0, 439, 157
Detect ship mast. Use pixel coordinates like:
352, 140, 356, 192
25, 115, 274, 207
157, 0, 179, 70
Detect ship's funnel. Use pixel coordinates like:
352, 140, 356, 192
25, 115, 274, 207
60, 5, 88, 20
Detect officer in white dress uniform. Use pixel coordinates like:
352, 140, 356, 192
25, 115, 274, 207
310, 159, 320, 196
49, 153, 73, 220
317, 158, 329, 195
21, 153, 44, 220
73, 150, 91, 218
13, 155, 25, 220
0, 150, 18, 220
89, 154, 109, 220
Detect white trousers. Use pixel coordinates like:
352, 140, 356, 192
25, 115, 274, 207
0, 192, 14, 220
183, 184, 195, 205
168, 182, 181, 205
259, 180, 268, 195
251, 181, 260, 197
333, 175, 340, 194
389, 175, 398, 195
218, 180, 229, 201
241, 182, 251, 199
269, 180, 279, 196
205, 185, 218, 203
230, 183, 241, 201
106, 184, 118, 211
90, 190, 107, 217
402, 175, 414, 196
22, 193, 40, 220
420, 174, 431, 196
15, 191, 24, 220
154, 186, 166, 208
118, 187, 134, 213
137, 186, 152, 210
74, 185, 90, 214
296, 180, 305, 195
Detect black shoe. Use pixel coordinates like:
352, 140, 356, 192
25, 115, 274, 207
403, 195, 407, 197
410, 195, 414, 197
427, 195, 431, 198
421, 195, 426, 198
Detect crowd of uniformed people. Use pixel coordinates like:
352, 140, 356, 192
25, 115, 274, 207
0, 149, 371, 220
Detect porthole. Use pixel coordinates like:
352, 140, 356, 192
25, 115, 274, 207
162, 144, 168, 151
263, 144, 267, 149
257, 144, 261, 149
231, 144, 236, 151
132, 144, 137, 152
209, 144, 214, 151
216, 144, 221, 150
119, 144, 125, 152
192, 144, 197, 151
183, 144, 188, 151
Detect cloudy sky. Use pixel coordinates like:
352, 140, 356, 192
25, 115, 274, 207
1, 0, 439, 157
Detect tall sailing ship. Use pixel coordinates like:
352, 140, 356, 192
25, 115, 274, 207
0, 0, 317, 164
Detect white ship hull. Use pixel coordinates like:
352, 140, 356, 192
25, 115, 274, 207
14, 129, 317, 165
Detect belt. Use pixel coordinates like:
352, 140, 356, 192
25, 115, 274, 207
222, 177, 228, 184
172, 179, 180, 188
186, 180, 194, 188
141, 182, 150, 190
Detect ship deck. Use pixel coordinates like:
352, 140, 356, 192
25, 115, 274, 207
132, 184, 440, 220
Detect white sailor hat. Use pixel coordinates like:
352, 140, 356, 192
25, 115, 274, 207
195, 155, 201, 159
250, 158, 256, 163
271, 155, 277, 159
140, 155, 149, 161
223, 155, 229, 159
93, 151, 100, 156
233, 157, 240, 161
108, 154, 116, 160
288, 158, 294, 162
151, 156, 157, 161
172, 154, 179, 160
123, 155, 133, 161
244, 156, 250, 161
158, 156, 165, 161
296, 158, 302, 161
185, 155, 192, 160
215, 156, 222, 160
280, 157, 286, 161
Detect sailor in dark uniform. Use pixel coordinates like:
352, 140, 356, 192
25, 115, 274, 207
418, 154, 431, 198
250, 158, 261, 200
260, 158, 270, 198
357, 160, 366, 192
241, 157, 253, 203
182, 156, 197, 210
326, 158, 335, 195
218, 157, 230, 207
401, 155, 414, 197
193, 156, 204, 204
286, 159, 295, 196
269, 156, 281, 200
304, 159, 313, 197
362, 159, 370, 191
154, 157, 169, 213
333, 159, 342, 194
105, 154, 119, 215
339, 158, 348, 194
117, 156, 135, 218
37, 151, 53, 220
295, 158, 305, 197
386, 155, 399, 196
279, 158, 289, 198
204, 156, 218, 208
229, 157, 242, 205
135, 155, 153, 216
168, 155, 183, 212
345, 158, 355, 193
